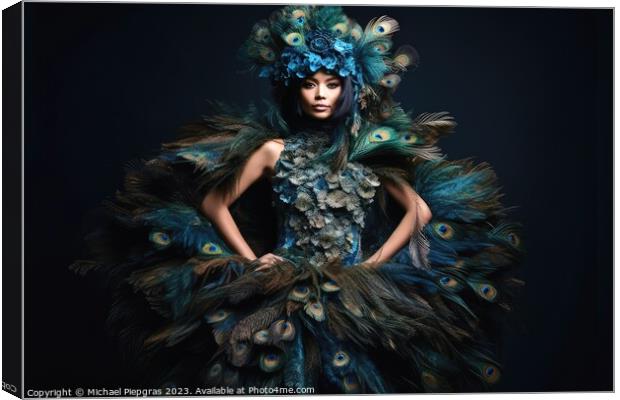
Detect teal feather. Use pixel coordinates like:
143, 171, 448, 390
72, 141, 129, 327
369, 38, 393, 55
126, 263, 196, 319
137, 204, 232, 257
413, 159, 504, 223
349, 108, 448, 163
356, 50, 390, 86
380, 73, 402, 89
282, 319, 306, 388
426, 221, 496, 253
350, 21, 363, 41
251, 20, 273, 44
353, 354, 389, 393
410, 112, 457, 146
311, 5, 347, 31
488, 221, 523, 250
360, 15, 400, 45
270, 6, 313, 37
392, 45, 420, 70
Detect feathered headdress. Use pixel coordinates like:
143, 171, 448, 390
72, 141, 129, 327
239, 5, 420, 136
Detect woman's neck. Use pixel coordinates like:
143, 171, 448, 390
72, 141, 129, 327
291, 117, 341, 137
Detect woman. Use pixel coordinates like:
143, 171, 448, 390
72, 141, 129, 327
72, 5, 523, 394
202, 70, 432, 272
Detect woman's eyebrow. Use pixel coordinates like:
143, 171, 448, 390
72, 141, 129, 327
325, 77, 340, 82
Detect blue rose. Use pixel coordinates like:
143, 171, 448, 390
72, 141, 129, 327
322, 55, 337, 70
306, 52, 322, 72
307, 30, 336, 54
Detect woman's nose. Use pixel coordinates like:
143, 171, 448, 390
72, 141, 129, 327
315, 85, 325, 99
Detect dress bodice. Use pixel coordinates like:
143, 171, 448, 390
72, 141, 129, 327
272, 132, 380, 267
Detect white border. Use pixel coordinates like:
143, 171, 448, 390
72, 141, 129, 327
0, 1, 615, 400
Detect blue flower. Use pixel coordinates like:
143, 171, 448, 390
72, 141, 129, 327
258, 29, 366, 87
322, 55, 337, 70
307, 30, 335, 54
306, 52, 322, 72
334, 39, 353, 53
338, 56, 357, 77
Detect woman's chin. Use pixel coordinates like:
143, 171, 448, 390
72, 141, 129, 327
308, 112, 332, 120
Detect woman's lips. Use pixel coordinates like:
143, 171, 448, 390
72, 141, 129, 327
312, 105, 330, 112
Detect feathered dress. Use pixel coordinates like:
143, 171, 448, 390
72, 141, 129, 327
71, 103, 524, 394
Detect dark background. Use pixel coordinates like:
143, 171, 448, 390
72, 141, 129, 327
23, 3, 612, 393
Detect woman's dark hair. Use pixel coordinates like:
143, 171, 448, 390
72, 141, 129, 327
271, 73, 354, 131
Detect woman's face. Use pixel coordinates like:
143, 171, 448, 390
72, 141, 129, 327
299, 71, 342, 120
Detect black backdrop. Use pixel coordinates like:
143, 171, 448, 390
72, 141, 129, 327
23, 3, 612, 392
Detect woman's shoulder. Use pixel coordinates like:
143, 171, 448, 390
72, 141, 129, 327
253, 139, 285, 173
259, 138, 285, 155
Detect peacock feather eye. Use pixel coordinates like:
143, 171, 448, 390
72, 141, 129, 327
402, 133, 418, 144
270, 319, 295, 341
350, 24, 363, 41
254, 27, 271, 44
421, 371, 439, 389
208, 363, 222, 378
507, 232, 520, 247
332, 350, 351, 368
433, 222, 455, 240
259, 351, 283, 373
288, 284, 311, 302
205, 309, 230, 324
478, 363, 501, 384
283, 32, 304, 46
253, 329, 270, 345
380, 74, 402, 89
368, 127, 397, 143
331, 22, 349, 37
370, 16, 399, 37
259, 47, 275, 62
321, 280, 340, 292
291, 9, 306, 25
379, 100, 392, 119
439, 276, 461, 291
393, 45, 419, 68
212, 329, 226, 345
304, 301, 325, 321
149, 231, 171, 248
342, 374, 360, 393
201, 242, 223, 255
374, 42, 391, 54
472, 282, 498, 302
230, 341, 251, 366
341, 299, 363, 317
394, 54, 411, 67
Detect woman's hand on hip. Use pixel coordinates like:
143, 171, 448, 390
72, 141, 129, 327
255, 253, 285, 271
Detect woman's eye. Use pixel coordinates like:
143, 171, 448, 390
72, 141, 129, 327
302, 82, 315, 89
327, 83, 340, 89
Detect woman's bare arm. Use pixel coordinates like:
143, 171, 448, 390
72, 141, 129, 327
201, 139, 284, 260
364, 178, 432, 266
